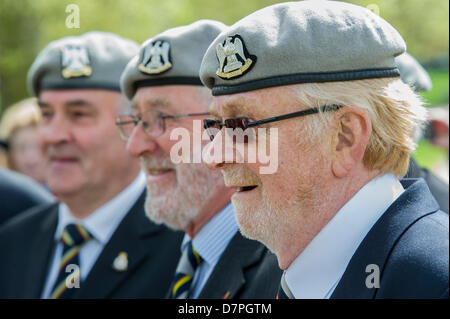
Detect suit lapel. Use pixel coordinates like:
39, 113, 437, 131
23, 203, 59, 298
198, 232, 266, 299
74, 191, 162, 298
331, 179, 440, 299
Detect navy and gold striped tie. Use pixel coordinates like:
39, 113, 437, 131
50, 223, 92, 299
170, 241, 203, 299
276, 272, 294, 299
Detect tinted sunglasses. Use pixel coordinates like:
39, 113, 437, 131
203, 104, 342, 142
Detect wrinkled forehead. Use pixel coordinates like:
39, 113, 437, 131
132, 85, 208, 114
38, 88, 121, 107
132, 86, 177, 114
210, 85, 295, 118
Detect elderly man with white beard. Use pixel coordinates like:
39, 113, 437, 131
200, 2, 448, 298
119, 20, 282, 299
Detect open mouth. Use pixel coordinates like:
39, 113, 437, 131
236, 185, 258, 192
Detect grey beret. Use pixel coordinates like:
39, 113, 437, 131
27, 31, 139, 96
396, 53, 432, 92
199, 1, 406, 96
120, 19, 227, 100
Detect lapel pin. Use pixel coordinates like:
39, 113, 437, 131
112, 252, 128, 272
222, 291, 230, 299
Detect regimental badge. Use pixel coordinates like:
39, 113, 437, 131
216, 35, 256, 80
138, 40, 172, 75
61, 45, 92, 79
112, 252, 128, 272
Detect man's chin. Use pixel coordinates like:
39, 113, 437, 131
232, 200, 257, 237
144, 207, 188, 231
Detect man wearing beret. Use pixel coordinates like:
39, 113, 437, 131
396, 53, 449, 214
201, 1, 448, 298
0, 31, 182, 298
119, 20, 281, 299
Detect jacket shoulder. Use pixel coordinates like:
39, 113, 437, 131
378, 211, 449, 298
0, 202, 57, 239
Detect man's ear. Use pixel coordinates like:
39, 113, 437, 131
331, 106, 372, 178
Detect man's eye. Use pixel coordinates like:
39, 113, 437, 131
71, 111, 89, 118
41, 112, 53, 120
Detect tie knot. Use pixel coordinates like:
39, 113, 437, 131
61, 223, 92, 247
186, 241, 203, 269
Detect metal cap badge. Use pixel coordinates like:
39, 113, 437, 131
138, 40, 172, 75
61, 45, 92, 79
216, 35, 256, 80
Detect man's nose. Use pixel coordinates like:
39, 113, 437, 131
203, 130, 242, 170
40, 115, 72, 145
126, 122, 158, 158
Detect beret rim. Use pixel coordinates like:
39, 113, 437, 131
134, 77, 204, 93
38, 82, 121, 94
211, 68, 401, 96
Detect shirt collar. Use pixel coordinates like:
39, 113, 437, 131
181, 203, 238, 266
55, 171, 146, 244
285, 173, 405, 299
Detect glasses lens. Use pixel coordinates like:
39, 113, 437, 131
203, 119, 222, 141
116, 116, 136, 141
224, 117, 249, 130
141, 110, 165, 137
224, 117, 252, 143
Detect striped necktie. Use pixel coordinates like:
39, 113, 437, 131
170, 241, 203, 299
50, 223, 92, 299
276, 272, 294, 299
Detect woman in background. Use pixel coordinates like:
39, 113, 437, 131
0, 98, 46, 185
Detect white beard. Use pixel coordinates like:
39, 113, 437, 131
144, 162, 223, 230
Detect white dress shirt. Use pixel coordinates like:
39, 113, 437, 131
285, 173, 405, 299
181, 203, 238, 298
41, 172, 146, 298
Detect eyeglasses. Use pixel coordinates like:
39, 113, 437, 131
203, 104, 342, 142
115, 110, 209, 141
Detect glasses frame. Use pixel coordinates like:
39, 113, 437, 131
115, 110, 210, 140
203, 104, 343, 141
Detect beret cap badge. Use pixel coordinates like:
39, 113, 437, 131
216, 35, 256, 79
138, 40, 173, 75
61, 45, 92, 79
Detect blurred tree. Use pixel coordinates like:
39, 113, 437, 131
0, 0, 448, 113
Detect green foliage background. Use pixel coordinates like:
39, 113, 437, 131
0, 0, 448, 112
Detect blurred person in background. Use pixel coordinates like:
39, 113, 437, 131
0, 31, 182, 299
0, 139, 8, 168
0, 98, 46, 185
0, 100, 53, 225
0, 168, 53, 226
397, 52, 449, 213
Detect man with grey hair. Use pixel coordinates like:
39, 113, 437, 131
396, 52, 449, 213
119, 20, 281, 298
201, 1, 448, 298
0, 31, 182, 298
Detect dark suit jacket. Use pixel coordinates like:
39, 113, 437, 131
0, 168, 53, 226
406, 158, 449, 213
331, 178, 449, 299
166, 231, 282, 299
0, 191, 184, 298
